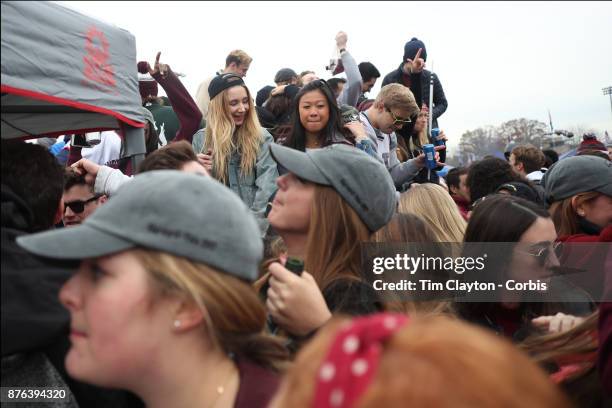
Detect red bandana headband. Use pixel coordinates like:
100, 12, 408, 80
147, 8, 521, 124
313, 313, 409, 408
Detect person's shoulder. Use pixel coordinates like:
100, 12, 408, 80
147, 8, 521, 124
359, 113, 376, 133
383, 68, 399, 82
260, 128, 274, 143
322, 278, 382, 315
198, 75, 216, 85
330, 130, 355, 146
191, 128, 206, 151
234, 358, 280, 408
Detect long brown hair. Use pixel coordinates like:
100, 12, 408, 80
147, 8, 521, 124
203, 85, 262, 184
549, 192, 601, 236
521, 312, 598, 381
304, 185, 372, 290
407, 110, 429, 152
271, 316, 572, 408
132, 249, 289, 371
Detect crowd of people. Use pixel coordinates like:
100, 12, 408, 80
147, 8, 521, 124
2, 30, 612, 408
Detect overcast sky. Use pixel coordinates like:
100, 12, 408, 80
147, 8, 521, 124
60, 1, 612, 150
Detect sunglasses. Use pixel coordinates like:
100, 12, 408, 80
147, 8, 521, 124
385, 106, 412, 125
64, 195, 101, 214
516, 241, 562, 267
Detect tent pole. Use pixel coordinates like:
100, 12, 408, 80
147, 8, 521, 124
122, 124, 146, 174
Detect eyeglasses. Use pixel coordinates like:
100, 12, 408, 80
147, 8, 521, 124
384, 106, 412, 126
516, 241, 562, 267
64, 195, 101, 214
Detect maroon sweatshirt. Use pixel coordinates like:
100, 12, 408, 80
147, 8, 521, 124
151, 68, 202, 144
234, 359, 280, 408
598, 229, 612, 393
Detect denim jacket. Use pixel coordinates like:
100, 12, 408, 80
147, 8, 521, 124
192, 128, 278, 235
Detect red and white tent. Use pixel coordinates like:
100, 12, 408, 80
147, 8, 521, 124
1, 0, 145, 160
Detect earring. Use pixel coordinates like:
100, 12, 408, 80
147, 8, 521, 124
173, 320, 181, 328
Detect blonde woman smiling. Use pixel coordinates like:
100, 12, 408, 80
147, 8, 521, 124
192, 73, 278, 234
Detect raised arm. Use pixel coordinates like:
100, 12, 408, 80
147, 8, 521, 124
144, 52, 203, 144
335, 32, 361, 108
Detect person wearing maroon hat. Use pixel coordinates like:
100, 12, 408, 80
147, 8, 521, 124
577, 133, 610, 160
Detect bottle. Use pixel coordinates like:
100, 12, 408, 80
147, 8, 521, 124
285, 257, 304, 276
265, 257, 304, 334
431, 128, 445, 146
423, 143, 437, 170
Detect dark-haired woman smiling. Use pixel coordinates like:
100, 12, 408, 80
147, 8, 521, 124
281, 80, 376, 158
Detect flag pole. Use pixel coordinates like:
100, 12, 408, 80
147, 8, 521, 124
428, 61, 434, 139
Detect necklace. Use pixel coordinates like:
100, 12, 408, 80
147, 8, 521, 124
307, 139, 321, 148
206, 362, 237, 408
306, 133, 321, 149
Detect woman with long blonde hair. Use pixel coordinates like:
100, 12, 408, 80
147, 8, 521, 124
371, 213, 456, 316
398, 183, 466, 243
17, 171, 288, 408
192, 73, 278, 234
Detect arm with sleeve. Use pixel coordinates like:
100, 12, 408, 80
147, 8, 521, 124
152, 68, 203, 144
251, 130, 280, 235
387, 132, 421, 188
337, 50, 362, 108
191, 129, 205, 154
94, 166, 132, 197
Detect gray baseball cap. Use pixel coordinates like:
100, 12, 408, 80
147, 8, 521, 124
541, 155, 612, 204
270, 144, 396, 232
16, 170, 263, 281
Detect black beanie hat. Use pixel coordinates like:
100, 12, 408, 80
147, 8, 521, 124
208, 73, 245, 100
403, 37, 427, 62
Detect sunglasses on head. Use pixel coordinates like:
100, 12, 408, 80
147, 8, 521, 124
312, 78, 332, 92
64, 195, 100, 214
384, 105, 412, 125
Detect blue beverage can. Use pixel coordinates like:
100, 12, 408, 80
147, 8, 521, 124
431, 128, 444, 146
423, 143, 437, 169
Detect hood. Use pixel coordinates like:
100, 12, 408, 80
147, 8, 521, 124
1, 184, 35, 232
1, 184, 74, 356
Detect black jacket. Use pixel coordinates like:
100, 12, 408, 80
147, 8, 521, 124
1, 185, 72, 357
382, 65, 448, 129
1, 184, 143, 408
